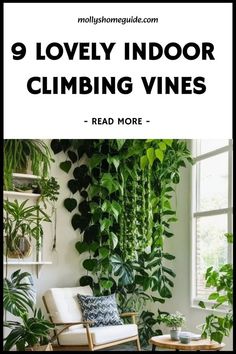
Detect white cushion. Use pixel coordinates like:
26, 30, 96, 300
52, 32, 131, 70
44, 286, 92, 324
57, 323, 138, 346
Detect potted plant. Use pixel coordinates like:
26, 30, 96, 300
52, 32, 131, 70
3, 270, 54, 351
4, 139, 54, 190
3, 199, 51, 258
161, 311, 186, 340
198, 233, 233, 343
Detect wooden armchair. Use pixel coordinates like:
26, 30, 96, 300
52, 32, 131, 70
43, 286, 141, 351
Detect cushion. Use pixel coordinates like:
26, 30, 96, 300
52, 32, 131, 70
77, 293, 123, 327
44, 286, 93, 324
57, 323, 138, 346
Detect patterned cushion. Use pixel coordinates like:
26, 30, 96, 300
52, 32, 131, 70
77, 293, 123, 327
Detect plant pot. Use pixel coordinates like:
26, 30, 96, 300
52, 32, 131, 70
170, 328, 181, 341
6, 236, 32, 259
26, 343, 53, 351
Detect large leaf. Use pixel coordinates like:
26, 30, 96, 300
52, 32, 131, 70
3, 270, 35, 316
110, 254, 134, 285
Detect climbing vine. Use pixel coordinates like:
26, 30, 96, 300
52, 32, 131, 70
51, 139, 192, 345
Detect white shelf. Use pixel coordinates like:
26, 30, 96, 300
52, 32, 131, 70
3, 191, 40, 198
12, 173, 40, 180
4, 261, 52, 265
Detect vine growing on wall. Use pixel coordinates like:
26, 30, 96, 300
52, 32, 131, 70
51, 139, 192, 345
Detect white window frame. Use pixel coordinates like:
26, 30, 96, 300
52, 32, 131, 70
190, 140, 233, 310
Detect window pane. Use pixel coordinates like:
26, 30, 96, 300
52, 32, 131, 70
196, 214, 228, 299
198, 152, 228, 211
199, 140, 228, 155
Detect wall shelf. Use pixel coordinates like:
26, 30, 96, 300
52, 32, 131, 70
3, 191, 40, 198
12, 173, 40, 180
4, 261, 52, 265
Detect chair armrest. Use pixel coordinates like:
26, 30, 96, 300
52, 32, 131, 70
120, 312, 138, 318
120, 312, 138, 324
54, 321, 93, 326
51, 321, 94, 341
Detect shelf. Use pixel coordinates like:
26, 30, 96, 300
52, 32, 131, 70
3, 191, 41, 198
12, 173, 40, 180
4, 261, 52, 265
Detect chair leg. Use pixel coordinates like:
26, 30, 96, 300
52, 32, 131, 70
136, 337, 141, 351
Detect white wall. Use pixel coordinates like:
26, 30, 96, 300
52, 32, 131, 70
149, 162, 233, 350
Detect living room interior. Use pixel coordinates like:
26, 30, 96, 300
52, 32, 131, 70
3, 139, 233, 351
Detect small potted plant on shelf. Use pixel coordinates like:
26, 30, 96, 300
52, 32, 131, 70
4, 139, 54, 190
3, 269, 54, 351
3, 199, 51, 258
161, 311, 186, 340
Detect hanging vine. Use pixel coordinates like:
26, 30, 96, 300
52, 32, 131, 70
51, 138, 193, 345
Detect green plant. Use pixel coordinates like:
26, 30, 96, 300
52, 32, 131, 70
4, 139, 53, 190
3, 199, 51, 256
160, 311, 186, 329
51, 139, 192, 345
198, 233, 233, 343
32, 176, 60, 206
3, 270, 54, 351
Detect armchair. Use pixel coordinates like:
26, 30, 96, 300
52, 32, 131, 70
43, 286, 141, 351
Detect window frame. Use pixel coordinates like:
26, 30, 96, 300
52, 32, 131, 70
190, 140, 233, 310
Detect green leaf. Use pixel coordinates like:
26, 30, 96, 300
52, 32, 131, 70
160, 284, 172, 298
211, 331, 223, 344
208, 292, 219, 301
110, 232, 118, 249
89, 154, 105, 169
83, 259, 98, 272
158, 142, 166, 151
99, 247, 110, 258
140, 155, 148, 170
75, 241, 89, 254
100, 279, 113, 289
100, 218, 112, 232
116, 139, 126, 150
147, 147, 155, 166
110, 254, 133, 286
59, 160, 72, 173
163, 253, 176, 260
107, 156, 120, 170
64, 198, 77, 212
224, 233, 233, 244
79, 276, 94, 287
198, 301, 206, 308
155, 149, 164, 163
111, 201, 122, 222
163, 139, 173, 147
67, 179, 78, 194
100, 173, 119, 194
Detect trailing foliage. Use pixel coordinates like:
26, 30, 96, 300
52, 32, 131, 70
51, 139, 192, 345
198, 233, 233, 344
4, 139, 53, 190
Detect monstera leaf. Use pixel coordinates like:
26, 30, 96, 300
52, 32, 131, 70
110, 254, 134, 286
3, 270, 36, 316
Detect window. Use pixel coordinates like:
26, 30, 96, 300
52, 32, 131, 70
191, 140, 233, 305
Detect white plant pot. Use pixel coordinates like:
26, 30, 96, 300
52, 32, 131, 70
170, 328, 181, 341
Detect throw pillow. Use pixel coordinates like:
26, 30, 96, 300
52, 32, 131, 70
77, 293, 123, 327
